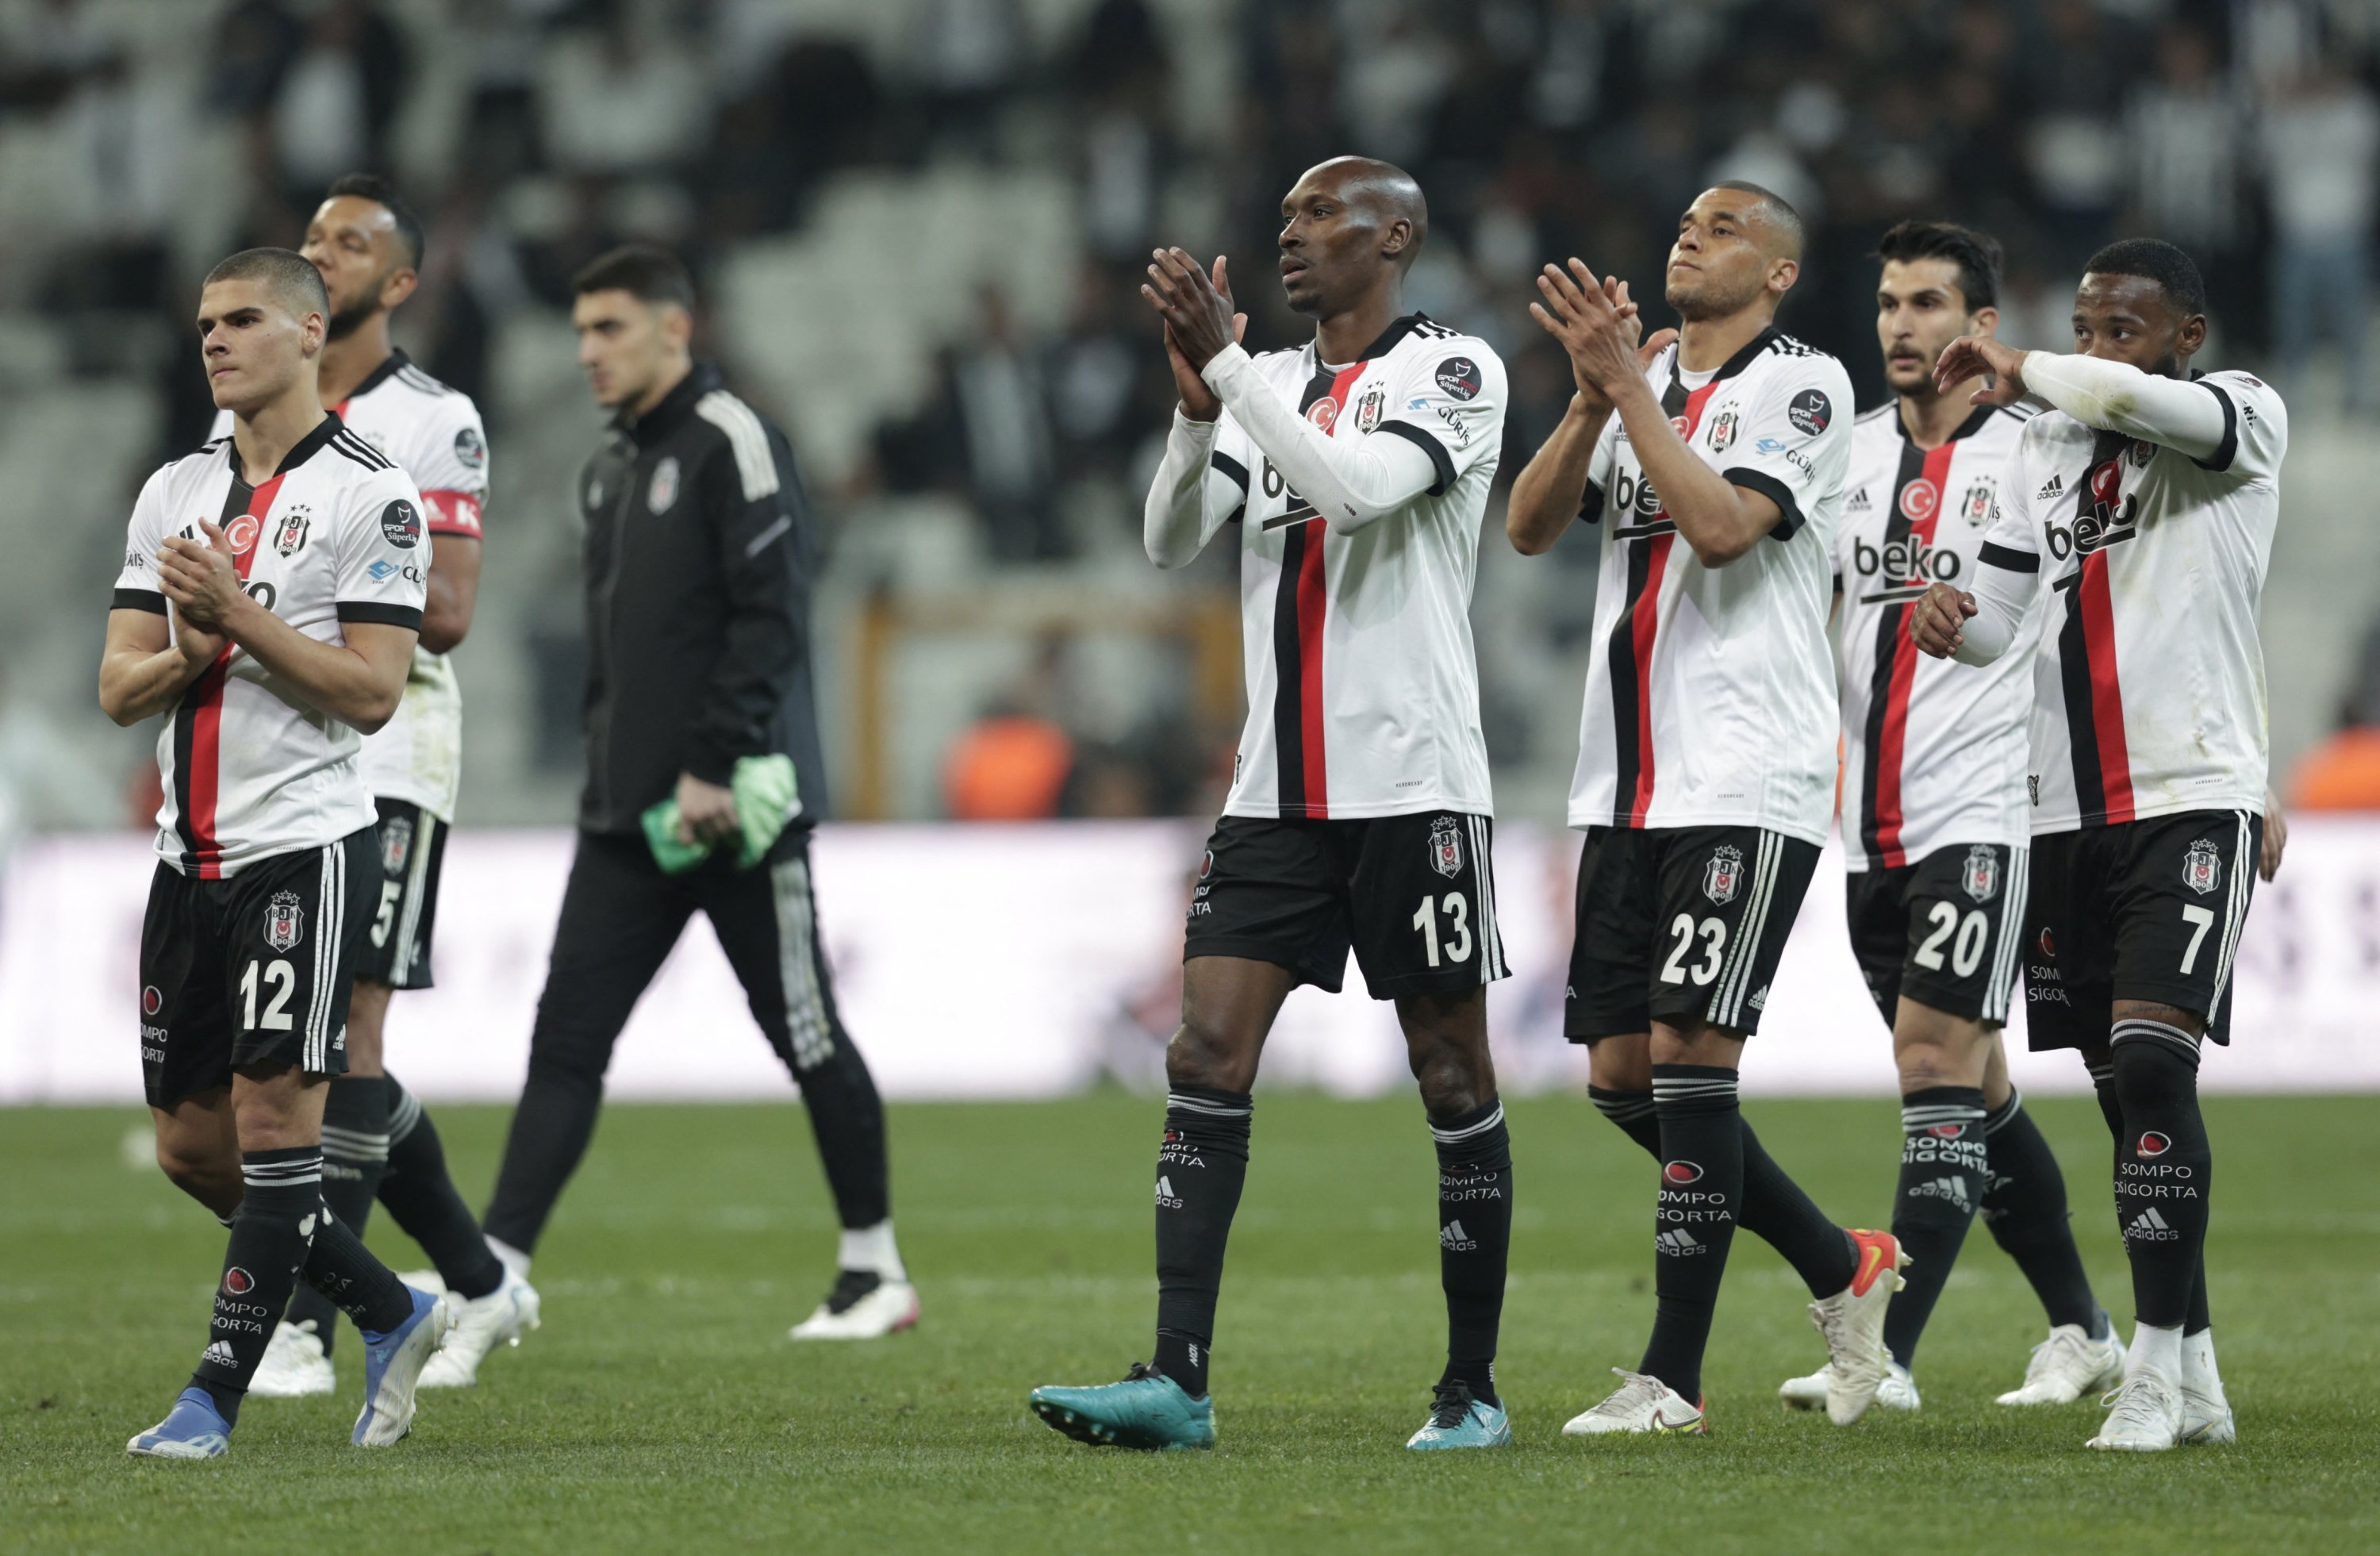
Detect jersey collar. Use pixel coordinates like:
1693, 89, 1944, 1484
617, 360, 722, 444
224, 409, 347, 484
1311, 312, 1436, 371
344, 348, 411, 401
1892, 401, 1998, 445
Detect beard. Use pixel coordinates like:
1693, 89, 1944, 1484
324, 294, 382, 341
1666, 269, 1766, 324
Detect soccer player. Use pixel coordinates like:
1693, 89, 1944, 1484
480, 246, 914, 1341
1507, 184, 1905, 1434
212, 176, 537, 1399
1029, 158, 1516, 1452
1776, 221, 2123, 1414
105, 248, 449, 1456
1912, 239, 2286, 1451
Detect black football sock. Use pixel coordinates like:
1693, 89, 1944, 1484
1150, 1085, 1251, 1399
2186, 1251, 2212, 1337
190, 1147, 322, 1426
300, 1205, 416, 1335
2109, 1024, 2211, 1331
292, 1074, 391, 1356
1739, 1118, 1859, 1298
1882, 1086, 1989, 1369
1637, 1066, 1744, 1402
1596, 1084, 1852, 1297
1431, 1100, 1512, 1408
1979, 1089, 2102, 1335
377, 1074, 505, 1301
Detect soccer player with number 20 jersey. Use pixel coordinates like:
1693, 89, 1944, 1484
1914, 239, 2288, 1451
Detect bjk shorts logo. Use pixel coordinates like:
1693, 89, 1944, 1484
264, 889, 305, 954
1898, 478, 1940, 522
1434, 356, 1482, 401
1962, 843, 1999, 903
2136, 1131, 2173, 1158
2183, 839, 2222, 896
381, 814, 414, 876
1306, 397, 1340, 432
142, 985, 162, 1016
1662, 1160, 1704, 1185
224, 513, 260, 555
1702, 843, 1744, 906
222, 1267, 255, 1295
1427, 816, 1464, 879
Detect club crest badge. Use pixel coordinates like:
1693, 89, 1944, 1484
2183, 839, 2221, 896
381, 815, 414, 876
1708, 408, 1739, 453
273, 511, 309, 557
1962, 844, 1999, 903
264, 890, 305, 953
1428, 816, 1464, 879
1354, 386, 1385, 433
648, 455, 681, 513
1703, 844, 1744, 906
1962, 480, 1994, 526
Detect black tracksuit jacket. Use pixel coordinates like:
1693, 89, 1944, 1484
574, 362, 829, 836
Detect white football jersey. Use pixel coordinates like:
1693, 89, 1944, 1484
1835, 401, 2040, 869
1976, 369, 2286, 831
115, 414, 430, 878
212, 351, 486, 818
1567, 329, 1852, 845
1195, 315, 1503, 819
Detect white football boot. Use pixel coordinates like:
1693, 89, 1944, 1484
1996, 1321, 2128, 1405
1561, 1369, 1708, 1435
246, 1319, 337, 1398
1807, 1229, 1910, 1424
789, 1270, 920, 1341
2087, 1368, 2185, 1451
419, 1265, 542, 1389
2179, 1328, 2235, 1444
1779, 1360, 1918, 1412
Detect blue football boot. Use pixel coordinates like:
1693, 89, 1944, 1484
1030, 1362, 1216, 1450
127, 1387, 232, 1459
353, 1287, 451, 1446
1406, 1381, 1512, 1450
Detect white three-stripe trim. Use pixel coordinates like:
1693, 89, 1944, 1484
1709, 832, 1782, 1028
1466, 816, 1505, 982
696, 391, 781, 502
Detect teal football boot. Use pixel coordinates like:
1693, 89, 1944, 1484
1030, 1362, 1216, 1450
1406, 1382, 1512, 1450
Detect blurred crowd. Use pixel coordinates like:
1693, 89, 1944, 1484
1, 0, 2376, 829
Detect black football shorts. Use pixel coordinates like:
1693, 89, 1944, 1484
357, 798, 447, 989
1844, 840, 2028, 1027
1564, 824, 1820, 1040
1184, 811, 1508, 999
2021, 810, 2260, 1051
139, 828, 377, 1107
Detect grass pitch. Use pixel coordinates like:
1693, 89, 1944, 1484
2, 1093, 2374, 1554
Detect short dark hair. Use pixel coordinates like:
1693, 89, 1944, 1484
324, 172, 425, 270
1874, 220, 2002, 311
2082, 237, 2207, 316
1713, 179, 1805, 261
572, 244, 697, 311
204, 247, 329, 317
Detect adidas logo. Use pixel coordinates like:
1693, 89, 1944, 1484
1910, 1176, 1971, 1209
1155, 1176, 1183, 1210
1656, 1228, 1709, 1255
2125, 1207, 2181, 1242
2036, 473, 2064, 501
202, 1341, 236, 1368
1441, 1219, 1478, 1252
1747, 984, 1768, 1011
1848, 486, 1871, 513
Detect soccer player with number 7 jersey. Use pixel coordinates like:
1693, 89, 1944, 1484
1911, 238, 2288, 1452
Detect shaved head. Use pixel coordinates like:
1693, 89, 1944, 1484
1711, 180, 1805, 264
1302, 156, 1430, 271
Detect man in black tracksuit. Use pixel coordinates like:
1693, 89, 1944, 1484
484, 245, 917, 1339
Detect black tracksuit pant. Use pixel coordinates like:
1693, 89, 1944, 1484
484, 827, 889, 1253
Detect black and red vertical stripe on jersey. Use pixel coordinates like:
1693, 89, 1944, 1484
171, 472, 284, 877
1856, 438, 1956, 866
2055, 433, 2136, 825
1269, 362, 1364, 819
1604, 375, 1721, 826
